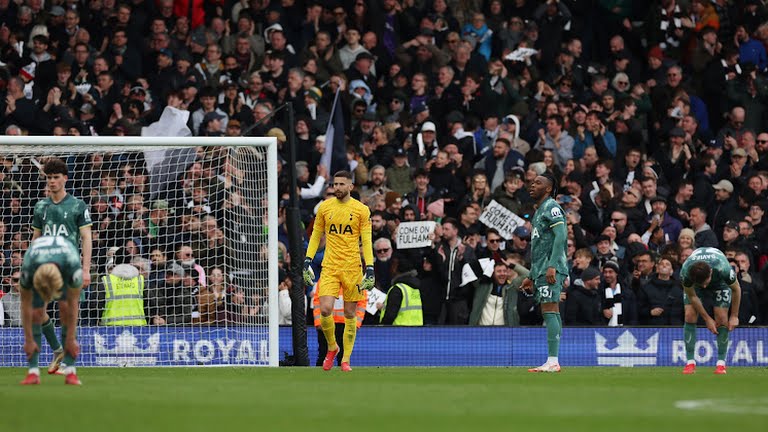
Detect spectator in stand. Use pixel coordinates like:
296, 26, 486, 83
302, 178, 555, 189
385, 148, 413, 195
276, 270, 292, 326
645, 196, 684, 244
534, 115, 574, 170
677, 229, 697, 257
721, 220, 755, 261
378, 259, 423, 326
735, 24, 767, 73
462, 172, 492, 210
748, 200, 768, 239
370, 211, 391, 243
600, 259, 638, 326
205, 267, 228, 324
733, 251, 761, 325
360, 165, 391, 204
373, 237, 394, 292
689, 206, 719, 248
383, 191, 403, 227
1, 269, 22, 327
709, 179, 737, 240
637, 257, 684, 326
592, 234, 620, 270
430, 217, 475, 324
574, 111, 617, 159
508, 226, 531, 265
148, 261, 181, 325
457, 204, 481, 238
469, 259, 528, 326
631, 250, 656, 292
570, 247, 594, 282
564, 266, 603, 326
474, 137, 525, 192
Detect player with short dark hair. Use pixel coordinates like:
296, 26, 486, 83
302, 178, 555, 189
521, 172, 568, 372
20, 236, 84, 385
30, 158, 92, 376
680, 247, 741, 375
303, 170, 374, 372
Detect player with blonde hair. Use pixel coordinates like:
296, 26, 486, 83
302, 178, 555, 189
303, 170, 374, 372
20, 236, 85, 385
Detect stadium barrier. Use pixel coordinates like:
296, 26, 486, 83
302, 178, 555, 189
1, 326, 766, 367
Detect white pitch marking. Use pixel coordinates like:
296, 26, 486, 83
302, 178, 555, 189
675, 398, 768, 415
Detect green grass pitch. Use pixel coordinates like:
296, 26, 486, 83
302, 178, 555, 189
1, 367, 765, 431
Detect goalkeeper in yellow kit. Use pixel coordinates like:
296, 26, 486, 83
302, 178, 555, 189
304, 170, 374, 372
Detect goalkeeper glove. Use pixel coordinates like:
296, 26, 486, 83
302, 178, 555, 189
302, 258, 315, 286
360, 266, 375, 291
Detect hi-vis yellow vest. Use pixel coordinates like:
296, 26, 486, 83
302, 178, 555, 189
101, 274, 146, 326
381, 283, 423, 325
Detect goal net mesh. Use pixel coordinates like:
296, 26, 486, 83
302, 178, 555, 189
0, 141, 277, 366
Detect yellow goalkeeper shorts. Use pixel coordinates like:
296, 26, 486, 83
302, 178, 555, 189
318, 268, 365, 302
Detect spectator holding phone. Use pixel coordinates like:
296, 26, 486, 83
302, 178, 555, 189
573, 111, 617, 159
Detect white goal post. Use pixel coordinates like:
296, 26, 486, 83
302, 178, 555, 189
0, 136, 279, 367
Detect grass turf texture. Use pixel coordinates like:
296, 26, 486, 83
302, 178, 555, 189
1, 367, 765, 431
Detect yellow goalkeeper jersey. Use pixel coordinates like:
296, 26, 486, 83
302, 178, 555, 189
306, 197, 374, 270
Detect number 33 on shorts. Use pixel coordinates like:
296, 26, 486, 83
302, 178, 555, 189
535, 282, 561, 303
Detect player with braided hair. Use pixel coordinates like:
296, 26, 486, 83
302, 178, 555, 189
521, 172, 568, 372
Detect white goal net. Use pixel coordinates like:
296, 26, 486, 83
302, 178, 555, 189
0, 136, 278, 367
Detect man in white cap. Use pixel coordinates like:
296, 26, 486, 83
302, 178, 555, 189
711, 179, 736, 238
411, 121, 438, 169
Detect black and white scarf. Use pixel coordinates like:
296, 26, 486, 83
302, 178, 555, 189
721, 59, 742, 79
659, 4, 685, 49
604, 283, 623, 326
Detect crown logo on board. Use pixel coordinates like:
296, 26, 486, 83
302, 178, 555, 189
595, 331, 659, 367
94, 330, 160, 355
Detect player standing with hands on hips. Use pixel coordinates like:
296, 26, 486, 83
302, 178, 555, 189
521, 172, 568, 373
25, 158, 92, 382
680, 247, 741, 375
303, 170, 374, 372
20, 236, 85, 385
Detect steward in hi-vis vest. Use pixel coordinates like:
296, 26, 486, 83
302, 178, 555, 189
380, 269, 423, 326
100, 248, 146, 326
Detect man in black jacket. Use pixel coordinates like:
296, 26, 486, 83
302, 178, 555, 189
637, 257, 683, 325
689, 206, 719, 248
564, 266, 603, 326
690, 155, 717, 209
429, 217, 476, 324
734, 251, 762, 325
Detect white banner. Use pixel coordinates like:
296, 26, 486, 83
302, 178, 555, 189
365, 288, 388, 315
395, 221, 436, 249
479, 200, 526, 240
460, 258, 496, 287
